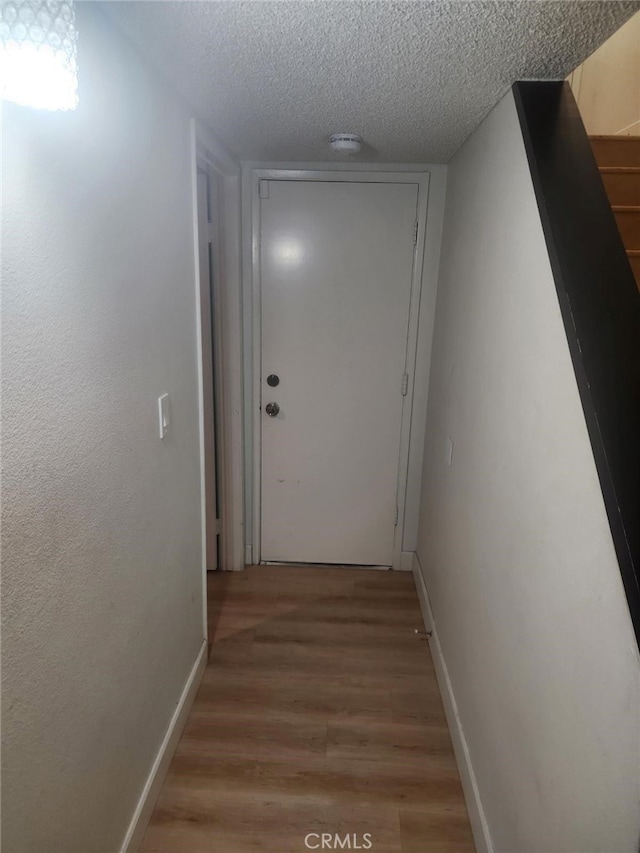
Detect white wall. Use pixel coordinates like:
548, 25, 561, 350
568, 10, 640, 136
416, 90, 640, 853
2, 6, 205, 851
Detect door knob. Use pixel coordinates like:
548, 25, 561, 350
265, 402, 280, 417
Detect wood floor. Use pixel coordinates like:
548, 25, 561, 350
141, 565, 475, 853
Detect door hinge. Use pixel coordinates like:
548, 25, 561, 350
215, 518, 221, 535
401, 373, 409, 396
394, 506, 399, 526
259, 180, 269, 199
207, 221, 215, 244
413, 220, 418, 246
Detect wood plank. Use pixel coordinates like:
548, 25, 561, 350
599, 167, 640, 207
142, 566, 475, 852
145, 791, 403, 853
326, 719, 455, 763
590, 135, 640, 167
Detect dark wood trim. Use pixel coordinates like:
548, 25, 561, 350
513, 81, 640, 649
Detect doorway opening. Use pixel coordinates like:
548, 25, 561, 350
191, 121, 245, 651
196, 167, 222, 573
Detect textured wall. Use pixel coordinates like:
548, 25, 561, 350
1, 6, 204, 851
417, 90, 640, 852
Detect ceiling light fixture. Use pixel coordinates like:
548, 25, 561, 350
329, 133, 362, 154
1, 0, 79, 111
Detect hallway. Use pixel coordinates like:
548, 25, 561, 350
141, 566, 475, 853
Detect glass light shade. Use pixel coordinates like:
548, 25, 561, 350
1, 0, 78, 111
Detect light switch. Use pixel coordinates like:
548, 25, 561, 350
158, 394, 170, 439
446, 437, 454, 467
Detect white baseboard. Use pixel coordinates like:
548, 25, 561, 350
399, 550, 414, 572
412, 554, 494, 853
119, 640, 208, 853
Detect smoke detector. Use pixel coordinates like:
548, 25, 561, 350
329, 133, 362, 153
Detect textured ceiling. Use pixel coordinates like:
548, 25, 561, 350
103, 1, 640, 163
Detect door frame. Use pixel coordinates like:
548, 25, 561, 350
195, 168, 220, 572
249, 169, 431, 571
190, 119, 245, 629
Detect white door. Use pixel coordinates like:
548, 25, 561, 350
260, 180, 418, 566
